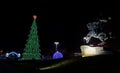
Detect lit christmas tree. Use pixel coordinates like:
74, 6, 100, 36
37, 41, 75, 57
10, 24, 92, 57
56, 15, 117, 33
21, 15, 41, 60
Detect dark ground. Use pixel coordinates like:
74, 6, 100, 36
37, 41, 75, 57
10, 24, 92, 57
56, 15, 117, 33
0, 52, 120, 73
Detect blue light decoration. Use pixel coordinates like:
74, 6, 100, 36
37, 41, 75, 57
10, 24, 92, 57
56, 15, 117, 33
5, 51, 21, 59
53, 51, 63, 59
52, 42, 63, 59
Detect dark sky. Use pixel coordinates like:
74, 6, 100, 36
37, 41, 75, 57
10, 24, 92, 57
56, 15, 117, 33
0, 2, 119, 53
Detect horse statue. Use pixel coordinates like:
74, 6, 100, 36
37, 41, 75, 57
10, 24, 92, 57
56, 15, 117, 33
83, 17, 111, 46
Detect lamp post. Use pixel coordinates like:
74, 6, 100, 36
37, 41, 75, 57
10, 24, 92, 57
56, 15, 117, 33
54, 42, 59, 51
53, 42, 63, 59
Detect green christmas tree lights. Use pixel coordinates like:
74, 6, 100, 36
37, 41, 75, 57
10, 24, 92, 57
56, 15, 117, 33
21, 15, 41, 60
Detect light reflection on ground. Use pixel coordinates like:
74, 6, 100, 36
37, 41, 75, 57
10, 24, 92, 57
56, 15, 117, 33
38, 58, 77, 70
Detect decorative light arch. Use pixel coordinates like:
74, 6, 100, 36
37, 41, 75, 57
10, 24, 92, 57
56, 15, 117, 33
6, 51, 21, 58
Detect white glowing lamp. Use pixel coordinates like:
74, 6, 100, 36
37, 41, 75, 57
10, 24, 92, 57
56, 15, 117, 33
54, 42, 59, 50
6, 53, 9, 57
54, 42, 59, 45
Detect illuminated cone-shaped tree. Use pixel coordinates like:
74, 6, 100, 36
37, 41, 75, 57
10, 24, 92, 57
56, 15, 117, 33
21, 15, 41, 60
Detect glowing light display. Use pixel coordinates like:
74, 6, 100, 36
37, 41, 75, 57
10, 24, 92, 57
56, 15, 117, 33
33, 15, 37, 19
0, 49, 3, 53
52, 42, 63, 59
21, 15, 41, 60
83, 17, 111, 46
54, 42, 59, 50
80, 45, 104, 57
6, 51, 21, 58
53, 51, 63, 59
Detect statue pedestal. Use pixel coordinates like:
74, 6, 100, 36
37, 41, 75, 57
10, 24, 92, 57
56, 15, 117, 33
80, 45, 104, 57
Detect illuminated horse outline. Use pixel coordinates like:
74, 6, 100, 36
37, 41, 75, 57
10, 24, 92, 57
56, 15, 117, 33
83, 21, 108, 46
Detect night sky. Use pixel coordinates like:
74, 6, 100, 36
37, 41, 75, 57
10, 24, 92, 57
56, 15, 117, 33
0, 2, 119, 54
